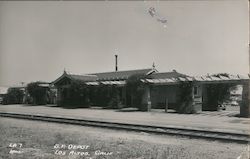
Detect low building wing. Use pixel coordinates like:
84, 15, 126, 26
0, 87, 8, 95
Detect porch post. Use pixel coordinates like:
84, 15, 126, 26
147, 86, 151, 112
141, 85, 151, 111
201, 84, 208, 111
56, 87, 62, 106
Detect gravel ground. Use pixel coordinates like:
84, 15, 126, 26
0, 117, 249, 159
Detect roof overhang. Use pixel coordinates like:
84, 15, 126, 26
141, 75, 249, 85
85, 80, 126, 86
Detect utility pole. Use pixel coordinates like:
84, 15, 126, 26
239, 1, 250, 117
246, 5, 250, 159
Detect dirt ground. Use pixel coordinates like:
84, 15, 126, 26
0, 117, 249, 159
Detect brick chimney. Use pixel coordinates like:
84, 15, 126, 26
115, 55, 118, 71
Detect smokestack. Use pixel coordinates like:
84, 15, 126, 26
115, 55, 118, 71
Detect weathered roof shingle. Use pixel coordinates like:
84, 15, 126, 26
68, 74, 98, 81
149, 70, 188, 79
88, 68, 155, 81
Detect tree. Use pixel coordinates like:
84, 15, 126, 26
27, 82, 47, 105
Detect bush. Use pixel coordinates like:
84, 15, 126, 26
125, 74, 147, 111
107, 85, 120, 109
27, 82, 47, 105
60, 80, 90, 107
205, 83, 233, 111
2, 88, 24, 104
89, 84, 120, 109
176, 81, 195, 114
93, 84, 111, 106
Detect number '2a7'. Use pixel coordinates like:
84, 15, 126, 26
9, 143, 22, 148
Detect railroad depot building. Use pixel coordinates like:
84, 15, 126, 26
53, 68, 187, 109
52, 67, 249, 116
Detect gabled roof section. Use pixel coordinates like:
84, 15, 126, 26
52, 72, 98, 85
149, 70, 189, 79
68, 74, 98, 81
88, 68, 157, 81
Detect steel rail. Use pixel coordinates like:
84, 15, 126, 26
0, 112, 249, 143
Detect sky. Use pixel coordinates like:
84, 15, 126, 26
0, 0, 249, 86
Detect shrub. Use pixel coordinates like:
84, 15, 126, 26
125, 74, 147, 111
88, 84, 109, 106
27, 82, 47, 105
205, 83, 233, 111
60, 80, 90, 107
89, 84, 120, 109
107, 85, 120, 109
2, 88, 24, 104
176, 81, 195, 114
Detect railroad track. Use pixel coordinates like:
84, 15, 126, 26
0, 112, 249, 143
